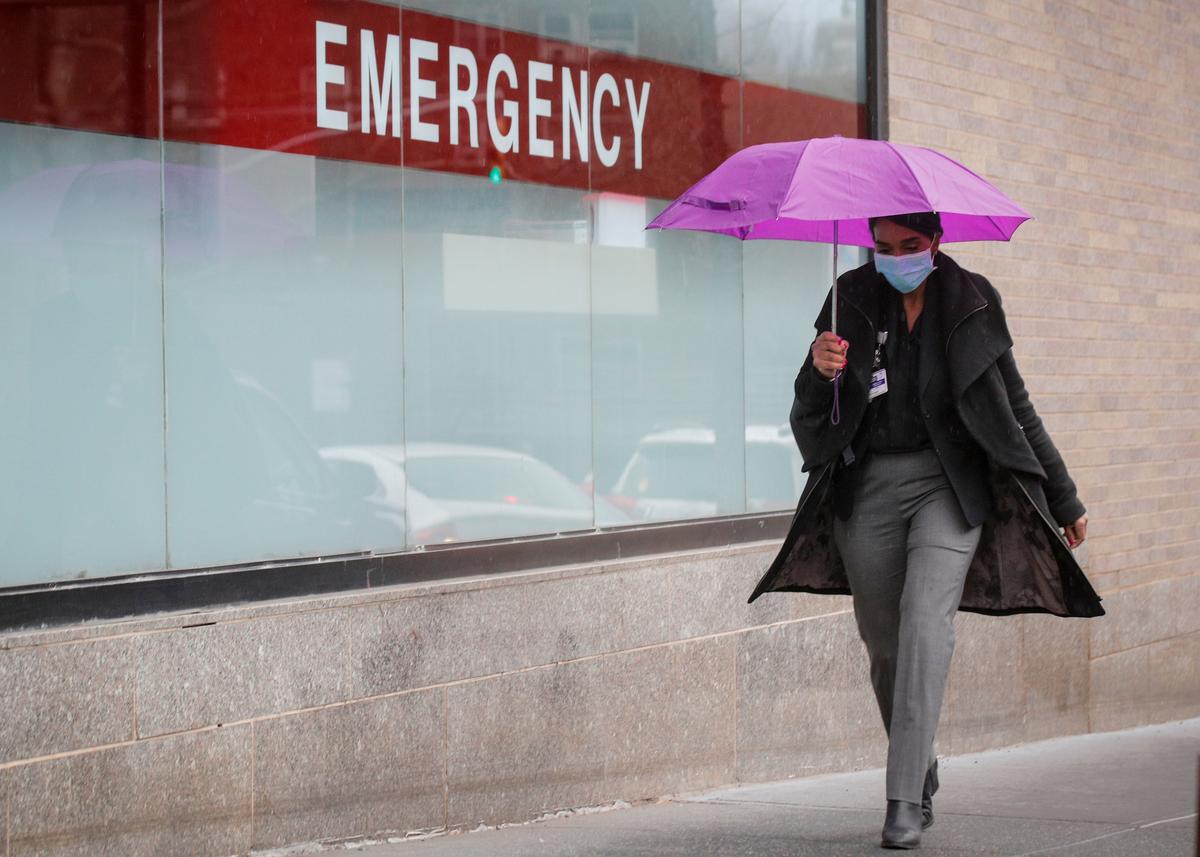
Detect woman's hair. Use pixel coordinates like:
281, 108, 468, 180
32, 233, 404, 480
868, 211, 942, 240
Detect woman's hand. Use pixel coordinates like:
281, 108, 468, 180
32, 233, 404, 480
812, 331, 848, 381
1063, 514, 1088, 548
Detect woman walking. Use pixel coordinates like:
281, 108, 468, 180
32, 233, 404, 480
746, 210, 1103, 849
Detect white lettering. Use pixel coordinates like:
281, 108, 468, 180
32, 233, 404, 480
562, 68, 588, 162
527, 60, 554, 158
593, 72, 620, 168
624, 79, 650, 170
360, 30, 400, 136
486, 53, 520, 153
448, 45, 479, 147
316, 21, 348, 131
409, 38, 439, 143
316, 26, 652, 174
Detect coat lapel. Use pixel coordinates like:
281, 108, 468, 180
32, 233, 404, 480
934, 253, 1012, 400
918, 272, 941, 402
834, 264, 883, 394
837, 266, 881, 340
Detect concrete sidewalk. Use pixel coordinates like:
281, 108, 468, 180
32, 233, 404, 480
346, 719, 1199, 856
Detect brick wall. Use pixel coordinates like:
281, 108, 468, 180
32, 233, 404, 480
888, 0, 1200, 729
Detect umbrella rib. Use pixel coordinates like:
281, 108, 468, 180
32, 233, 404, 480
887, 142, 932, 215
781, 141, 813, 219
927, 146, 995, 187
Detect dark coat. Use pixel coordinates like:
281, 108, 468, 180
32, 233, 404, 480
747, 253, 1104, 618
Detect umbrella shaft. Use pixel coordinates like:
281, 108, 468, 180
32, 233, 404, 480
831, 221, 839, 336
829, 220, 841, 427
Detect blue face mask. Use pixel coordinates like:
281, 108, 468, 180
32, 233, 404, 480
875, 248, 936, 294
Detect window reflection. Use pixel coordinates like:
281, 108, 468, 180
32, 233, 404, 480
592, 203, 746, 526
606, 425, 803, 520
402, 168, 595, 542
322, 443, 624, 545
590, 0, 739, 75
0, 1, 157, 138
741, 0, 864, 102
164, 145, 407, 568
742, 240, 866, 512
0, 129, 166, 584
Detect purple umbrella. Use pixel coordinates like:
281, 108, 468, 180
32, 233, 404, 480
646, 135, 1032, 421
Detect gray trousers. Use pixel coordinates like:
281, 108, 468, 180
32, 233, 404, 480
833, 448, 982, 803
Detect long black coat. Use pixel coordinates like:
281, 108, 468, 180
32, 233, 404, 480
747, 253, 1104, 618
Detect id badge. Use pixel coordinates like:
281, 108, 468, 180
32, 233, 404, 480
869, 368, 888, 400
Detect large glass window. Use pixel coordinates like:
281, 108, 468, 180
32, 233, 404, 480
0, 125, 167, 586
0, 0, 868, 587
742, 241, 864, 515
401, 169, 595, 542
162, 144, 408, 568
741, 0, 866, 101
592, 204, 745, 525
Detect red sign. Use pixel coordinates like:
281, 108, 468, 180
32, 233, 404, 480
0, 1, 867, 200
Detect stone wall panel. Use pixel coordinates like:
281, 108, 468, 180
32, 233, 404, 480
348, 568, 672, 698
444, 636, 736, 829
8, 726, 251, 857
134, 611, 351, 737
0, 637, 135, 764
251, 691, 445, 850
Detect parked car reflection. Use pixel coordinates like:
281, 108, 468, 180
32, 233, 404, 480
318, 446, 456, 546
607, 424, 804, 521
320, 443, 628, 544
743, 424, 808, 512
176, 372, 452, 559
176, 374, 416, 560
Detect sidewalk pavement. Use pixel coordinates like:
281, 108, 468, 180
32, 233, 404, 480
357, 719, 1199, 856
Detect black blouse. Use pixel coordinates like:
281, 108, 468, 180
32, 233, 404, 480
864, 284, 934, 454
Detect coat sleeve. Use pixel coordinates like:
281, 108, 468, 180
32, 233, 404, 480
789, 288, 837, 458
995, 339, 1087, 528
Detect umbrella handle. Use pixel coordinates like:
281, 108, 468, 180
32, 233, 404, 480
831, 371, 842, 425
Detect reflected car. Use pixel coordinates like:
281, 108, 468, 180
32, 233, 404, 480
607, 424, 804, 521
743, 424, 807, 512
171, 375, 439, 561
320, 443, 624, 544
318, 446, 458, 546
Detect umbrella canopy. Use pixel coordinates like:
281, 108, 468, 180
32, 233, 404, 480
646, 136, 1031, 245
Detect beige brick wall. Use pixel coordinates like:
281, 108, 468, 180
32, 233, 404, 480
888, 0, 1200, 728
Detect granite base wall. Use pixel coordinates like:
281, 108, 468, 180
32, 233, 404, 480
3, 543, 1196, 856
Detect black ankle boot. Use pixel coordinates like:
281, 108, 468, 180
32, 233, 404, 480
922, 759, 939, 830
881, 799, 923, 849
